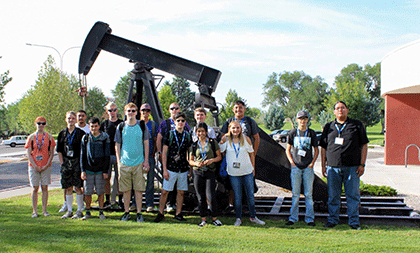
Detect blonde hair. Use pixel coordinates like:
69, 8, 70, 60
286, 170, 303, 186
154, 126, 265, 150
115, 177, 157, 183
226, 120, 245, 147
124, 102, 138, 111
105, 102, 117, 110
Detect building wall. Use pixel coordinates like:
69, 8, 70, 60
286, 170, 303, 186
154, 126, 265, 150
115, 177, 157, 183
385, 94, 420, 165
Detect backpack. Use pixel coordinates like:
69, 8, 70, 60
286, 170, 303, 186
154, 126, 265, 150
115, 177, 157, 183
191, 138, 217, 156
30, 132, 52, 151
118, 120, 146, 145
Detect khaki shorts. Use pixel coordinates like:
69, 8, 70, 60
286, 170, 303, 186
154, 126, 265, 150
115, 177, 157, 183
28, 166, 52, 187
118, 163, 145, 192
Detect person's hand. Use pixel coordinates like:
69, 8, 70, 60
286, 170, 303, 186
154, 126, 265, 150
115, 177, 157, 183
356, 165, 365, 177
81, 172, 87, 180
322, 166, 327, 177
203, 159, 212, 166
308, 163, 314, 169
163, 170, 169, 181
103, 173, 109, 180
143, 162, 150, 172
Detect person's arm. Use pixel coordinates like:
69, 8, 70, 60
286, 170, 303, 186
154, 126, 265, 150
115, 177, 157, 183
143, 139, 150, 171
162, 145, 169, 180
26, 146, 40, 172
309, 146, 319, 168
321, 147, 327, 177
356, 143, 368, 177
245, 136, 255, 175
252, 133, 260, 154
156, 133, 163, 159
115, 143, 121, 164
285, 143, 296, 168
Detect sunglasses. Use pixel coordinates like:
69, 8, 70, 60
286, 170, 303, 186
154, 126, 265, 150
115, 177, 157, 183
176, 119, 186, 123
170, 107, 179, 110
37, 122, 46, 125
127, 109, 137, 113
141, 109, 151, 112
107, 108, 117, 112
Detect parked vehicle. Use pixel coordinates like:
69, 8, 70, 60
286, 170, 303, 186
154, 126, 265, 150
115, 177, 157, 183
272, 130, 290, 143
268, 129, 283, 138
1, 135, 27, 147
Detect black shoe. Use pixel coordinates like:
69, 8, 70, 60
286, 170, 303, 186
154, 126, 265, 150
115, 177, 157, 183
103, 200, 111, 207
224, 205, 234, 214
154, 212, 164, 223
174, 213, 186, 222
307, 222, 316, 227
323, 222, 337, 228
285, 221, 295, 226
350, 224, 361, 230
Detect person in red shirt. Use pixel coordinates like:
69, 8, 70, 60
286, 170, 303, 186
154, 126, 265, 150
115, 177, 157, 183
25, 116, 56, 218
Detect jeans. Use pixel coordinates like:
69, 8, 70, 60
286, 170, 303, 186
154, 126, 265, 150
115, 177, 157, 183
289, 166, 314, 223
230, 173, 256, 219
193, 169, 218, 218
109, 155, 119, 203
326, 166, 360, 226
145, 156, 156, 208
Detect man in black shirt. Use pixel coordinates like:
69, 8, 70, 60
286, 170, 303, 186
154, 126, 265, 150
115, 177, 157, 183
320, 101, 369, 230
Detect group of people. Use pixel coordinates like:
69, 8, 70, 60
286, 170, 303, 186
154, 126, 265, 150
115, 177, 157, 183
26, 99, 368, 229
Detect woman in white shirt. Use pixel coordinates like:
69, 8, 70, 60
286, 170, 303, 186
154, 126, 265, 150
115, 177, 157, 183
220, 121, 265, 226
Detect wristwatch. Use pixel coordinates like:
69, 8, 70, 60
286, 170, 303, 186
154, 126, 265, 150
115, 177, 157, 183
360, 164, 365, 167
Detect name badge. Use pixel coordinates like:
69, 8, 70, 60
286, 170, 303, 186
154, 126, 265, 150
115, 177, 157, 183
335, 137, 344, 145
173, 153, 181, 162
233, 162, 241, 168
297, 150, 306, 157
66, 150, 74, 157
36, 155, 43, 161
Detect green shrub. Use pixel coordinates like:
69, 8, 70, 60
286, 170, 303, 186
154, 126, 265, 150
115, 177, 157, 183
321, 178, 398, 196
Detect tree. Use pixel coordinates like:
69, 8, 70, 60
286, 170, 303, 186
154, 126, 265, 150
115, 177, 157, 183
111, 72, 131, 116
164, 77, 195, 124
325, 63, 382, 128
85, 86, 107, 120
0, 70, 12, 104
158, 84, 177, 119
18, 56, 82, 133
317, 110, 333, 129
262, 71, 329, 121
264, 106, 285, 131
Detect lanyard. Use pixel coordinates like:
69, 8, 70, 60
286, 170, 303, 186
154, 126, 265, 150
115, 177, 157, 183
335, 123, 347, 137
35, 132, 45, 150
296, 129, 308, 147
173, 130, 185, 151
169, 118, 176, 131
234, 117, 245, 127
67, 129, 76, 146
198, 139, 208, 160
232, 141, 241, 159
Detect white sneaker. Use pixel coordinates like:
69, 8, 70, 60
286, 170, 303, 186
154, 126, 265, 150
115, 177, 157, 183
72, 210, 83, 219
59, 204, 67, 213
146, 206, 154, 212
61, 211, 73, 219
250, 217, 265, 225
234, 218, 242, 226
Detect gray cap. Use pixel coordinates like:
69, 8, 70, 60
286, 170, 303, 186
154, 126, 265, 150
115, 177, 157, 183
296, 110, 309, 119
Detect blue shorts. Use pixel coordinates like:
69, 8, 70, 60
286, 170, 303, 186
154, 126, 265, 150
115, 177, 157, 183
163, 171, 188, 191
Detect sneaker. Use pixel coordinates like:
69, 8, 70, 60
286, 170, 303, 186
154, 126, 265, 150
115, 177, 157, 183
224, 205, 234, 214
43, 212, 50, 217
234, 218, 242, 226
350, 224, 361, 230
323, 222, 337, 228
121, 212, 130, 221
307, 222, 316, 227
250, 217, 265, 225
154, 212, 164, 223
103, 200, 111, 207
174, 213, 186, 222
146, 206, 154, 212
129, 204, 136, 212
198, 220, 207, 227
166, 204, 175, 213
137, 213, 144, 223
99, 213, 106, 220
59, 204, 67, 213
81, 212, 92, 220
72, 210, 83, 219
61, 211, 73, 219
31, 213, 38, 218
286, 221, 295, 226
212, 219, 223, 226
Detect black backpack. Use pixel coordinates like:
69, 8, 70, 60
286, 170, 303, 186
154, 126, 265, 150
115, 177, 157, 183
118, 120, 146, 145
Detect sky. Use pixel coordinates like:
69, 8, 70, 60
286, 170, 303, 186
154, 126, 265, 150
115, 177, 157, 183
1, 0, 419, 109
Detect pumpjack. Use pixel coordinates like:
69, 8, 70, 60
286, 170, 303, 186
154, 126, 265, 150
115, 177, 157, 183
78, 21, 329, 211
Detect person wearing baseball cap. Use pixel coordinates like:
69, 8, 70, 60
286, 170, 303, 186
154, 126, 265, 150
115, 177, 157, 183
25, 116, 56, 218
285, 110, 319, 226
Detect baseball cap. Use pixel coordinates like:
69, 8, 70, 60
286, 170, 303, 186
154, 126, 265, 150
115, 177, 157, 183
140, 103, 151, 110
296, 111, 309, 119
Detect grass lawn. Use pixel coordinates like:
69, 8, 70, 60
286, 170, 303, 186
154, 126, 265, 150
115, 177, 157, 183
1, 189, 419, 252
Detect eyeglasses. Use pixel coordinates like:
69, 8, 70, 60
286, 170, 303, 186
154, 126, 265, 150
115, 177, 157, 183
37, 122, 46, 125
335, 107, 347, 110
127, 109, 137, 113
176, 119, 186, 123
107, 108, 117, 112
170, 107, 179, 110
141, 109, 151, 112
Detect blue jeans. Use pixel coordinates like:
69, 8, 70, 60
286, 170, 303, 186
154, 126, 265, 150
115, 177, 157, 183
289, 167, 314, 223
145, 156, 156, 208
230, 173, 256, 219
327, 166, 360, 226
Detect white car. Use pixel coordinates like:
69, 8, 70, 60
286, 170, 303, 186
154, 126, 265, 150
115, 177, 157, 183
1, 135, 27, 147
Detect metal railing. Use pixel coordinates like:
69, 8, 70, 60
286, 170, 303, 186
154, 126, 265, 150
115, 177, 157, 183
405, 144, 420, 168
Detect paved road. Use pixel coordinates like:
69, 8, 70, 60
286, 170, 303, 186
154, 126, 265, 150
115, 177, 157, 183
0, 145, 26, 156
0, 157, 61, 190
